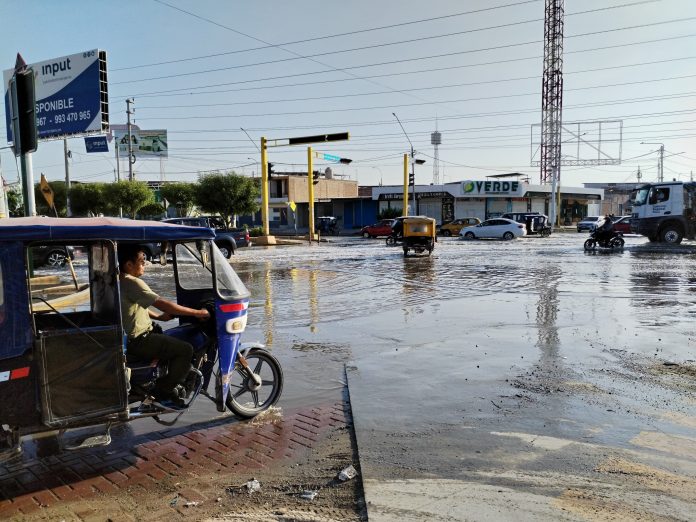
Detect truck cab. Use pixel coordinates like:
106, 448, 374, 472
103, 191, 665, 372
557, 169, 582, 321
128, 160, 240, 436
630, 182, 696, 243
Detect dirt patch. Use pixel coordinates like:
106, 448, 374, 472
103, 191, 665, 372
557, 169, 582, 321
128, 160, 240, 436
553, 488, 672, 522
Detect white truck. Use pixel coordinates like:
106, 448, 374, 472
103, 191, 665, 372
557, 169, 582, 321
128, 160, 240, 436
630, 181, 696, 244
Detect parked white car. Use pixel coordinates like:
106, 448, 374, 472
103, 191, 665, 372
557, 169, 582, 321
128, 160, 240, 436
459, 218, 527, 240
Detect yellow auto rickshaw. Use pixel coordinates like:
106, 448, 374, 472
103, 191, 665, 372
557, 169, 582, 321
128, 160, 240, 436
402, 216, 436, 256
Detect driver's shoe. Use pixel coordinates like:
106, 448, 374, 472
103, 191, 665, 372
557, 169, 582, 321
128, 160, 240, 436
153, 388, 186, 409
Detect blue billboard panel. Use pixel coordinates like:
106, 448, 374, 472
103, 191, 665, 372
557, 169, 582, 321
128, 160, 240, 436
3, 49, 108, 143
84, 136, 108, 153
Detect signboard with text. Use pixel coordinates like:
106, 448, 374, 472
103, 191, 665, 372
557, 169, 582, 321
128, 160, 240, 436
3, 49, 108, 142
84, 136, 108, 153
113, 129, 168, 158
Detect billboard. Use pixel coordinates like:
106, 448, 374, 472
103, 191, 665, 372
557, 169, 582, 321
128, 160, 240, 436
113, 129, 168, 158
3, 49, 108, 142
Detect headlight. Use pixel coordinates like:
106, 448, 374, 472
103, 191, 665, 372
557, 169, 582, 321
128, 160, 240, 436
225, 314, 247, 333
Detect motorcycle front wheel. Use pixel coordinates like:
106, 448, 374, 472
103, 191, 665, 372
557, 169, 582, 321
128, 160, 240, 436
226, 348, 283, 419
584, 238, 597, 251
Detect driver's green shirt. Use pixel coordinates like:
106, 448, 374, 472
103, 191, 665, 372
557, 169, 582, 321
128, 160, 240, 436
119, 274, 159, 339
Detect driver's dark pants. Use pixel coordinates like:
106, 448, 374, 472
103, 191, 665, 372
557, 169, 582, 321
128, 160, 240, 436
128, 333, 193, 396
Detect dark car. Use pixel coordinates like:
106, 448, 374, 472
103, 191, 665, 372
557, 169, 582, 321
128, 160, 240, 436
612, 216, 632, 235
31, 245, 75, 267
361, 219, 395, 238
163, 217, 239, 257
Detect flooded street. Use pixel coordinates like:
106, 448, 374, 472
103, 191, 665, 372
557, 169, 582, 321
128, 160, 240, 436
27, 233, 696, 520
108, 232, 696, 437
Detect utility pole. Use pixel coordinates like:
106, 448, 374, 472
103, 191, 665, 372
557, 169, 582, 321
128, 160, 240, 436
115, 139, 121, 181
637, 166, 642, 184
126, 98, 135, 181
658, 144, 664, 183
63, 138, 71, 216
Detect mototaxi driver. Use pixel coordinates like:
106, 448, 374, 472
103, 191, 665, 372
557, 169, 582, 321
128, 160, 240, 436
118, 244, 210, 408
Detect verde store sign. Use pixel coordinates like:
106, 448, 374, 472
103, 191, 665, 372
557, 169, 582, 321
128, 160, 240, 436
461, 180, 522, 196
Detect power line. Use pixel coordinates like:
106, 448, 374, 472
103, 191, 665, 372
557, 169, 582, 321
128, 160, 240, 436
137, 71, 696, 110
120, 0, 544, 71
113, 15, 695, 86
138, 90, 696, 120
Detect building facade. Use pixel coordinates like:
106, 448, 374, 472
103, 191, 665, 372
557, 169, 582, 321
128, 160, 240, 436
371, 180, 603, 225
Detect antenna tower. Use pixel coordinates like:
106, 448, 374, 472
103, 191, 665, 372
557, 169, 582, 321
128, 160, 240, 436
539, 0, 564, 185
431, 129, 442, 185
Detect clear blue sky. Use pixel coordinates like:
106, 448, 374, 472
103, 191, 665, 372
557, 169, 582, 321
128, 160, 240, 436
1, 0, 695, 188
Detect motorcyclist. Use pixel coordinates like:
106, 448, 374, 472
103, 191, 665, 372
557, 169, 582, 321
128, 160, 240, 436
595, 215, 616, 244
391, 218, 404, 239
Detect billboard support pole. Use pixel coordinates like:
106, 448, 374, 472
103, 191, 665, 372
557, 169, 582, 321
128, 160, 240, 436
19, 153, 36, 216
64, 138, 71, 216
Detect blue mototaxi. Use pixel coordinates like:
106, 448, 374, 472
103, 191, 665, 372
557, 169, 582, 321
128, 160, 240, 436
0, 217, 282, 458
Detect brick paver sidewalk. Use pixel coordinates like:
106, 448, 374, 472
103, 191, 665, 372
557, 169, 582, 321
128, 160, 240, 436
0, 402, 348, 519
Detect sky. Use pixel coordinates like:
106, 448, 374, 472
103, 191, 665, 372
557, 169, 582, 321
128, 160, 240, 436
1, 0, 695, 189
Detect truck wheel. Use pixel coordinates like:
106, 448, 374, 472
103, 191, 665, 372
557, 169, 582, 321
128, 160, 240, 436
218, 244, 234, 258
661, 227, 683, 244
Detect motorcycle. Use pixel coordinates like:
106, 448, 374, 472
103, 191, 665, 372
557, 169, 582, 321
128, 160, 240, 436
0, 217, 283, 459
583, 218, 625, 251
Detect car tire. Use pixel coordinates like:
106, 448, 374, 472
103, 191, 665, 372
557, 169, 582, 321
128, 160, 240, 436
464, 232, 475, 240
45, 250, 68, 267
443, 230, 452, 237
362, 232, 370, 238
503, 232, 514, 241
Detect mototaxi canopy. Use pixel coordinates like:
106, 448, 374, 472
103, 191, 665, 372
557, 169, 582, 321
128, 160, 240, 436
0, 216, 216, 242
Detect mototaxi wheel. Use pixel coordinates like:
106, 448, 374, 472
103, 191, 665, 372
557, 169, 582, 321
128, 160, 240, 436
386, 236, 396, 246
464, 232, 475, 240
225, 348, 283, 419
584, 238, 597, 251
502, 231, 514, 241
402, 246, 408, 256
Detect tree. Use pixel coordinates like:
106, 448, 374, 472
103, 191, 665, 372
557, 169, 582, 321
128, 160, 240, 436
105, 181, 154, 219
6, 187, 24, 216
138, 202, 166, 219
378, 207, 403, 219
69, 183, 110, 216
34, 180, 67, 216
195, 172, 260, 228
160, 182, 197, 217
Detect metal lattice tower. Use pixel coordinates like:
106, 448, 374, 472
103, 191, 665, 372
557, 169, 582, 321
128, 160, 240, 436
539, 0, 564, 185
431, 130, 441, 185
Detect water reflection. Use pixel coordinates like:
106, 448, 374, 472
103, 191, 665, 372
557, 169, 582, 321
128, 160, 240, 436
400, 256, 436, 310
534, 265, 561, 353
263, 262, 274, 346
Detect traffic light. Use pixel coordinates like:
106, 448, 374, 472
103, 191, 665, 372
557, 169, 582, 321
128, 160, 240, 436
267, 162, 275, 179
312, 171, 320, 185
408, 172, 415, 186
11, 68, 38, 155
